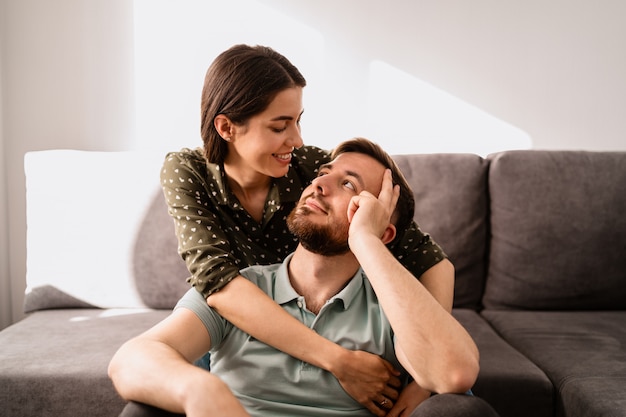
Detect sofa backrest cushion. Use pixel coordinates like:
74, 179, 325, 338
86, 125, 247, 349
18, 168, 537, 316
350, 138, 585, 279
483, 150, 626, 310
25, 149, 491, 312
394, 153, 489, 310
132, 190, 192, 308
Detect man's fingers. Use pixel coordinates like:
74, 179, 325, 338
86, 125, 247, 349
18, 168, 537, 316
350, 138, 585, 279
378, 169, 400, 213
377, 169, 394, 203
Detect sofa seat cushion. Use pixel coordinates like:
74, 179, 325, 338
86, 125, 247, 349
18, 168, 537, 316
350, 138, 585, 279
482, 310, 626, 417
559, 376, 626, 417
453, 309, 553, 417
0, 309, 170, 417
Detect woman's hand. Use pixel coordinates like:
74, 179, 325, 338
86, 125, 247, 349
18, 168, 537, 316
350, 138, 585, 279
329, 349, 402, 417
385, 381, 431, 417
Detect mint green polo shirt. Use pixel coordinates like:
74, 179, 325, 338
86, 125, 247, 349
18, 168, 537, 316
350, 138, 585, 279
175, 253, 409, 417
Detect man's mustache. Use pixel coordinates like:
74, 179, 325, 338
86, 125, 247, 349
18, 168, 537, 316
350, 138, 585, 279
300, 192, 330, 213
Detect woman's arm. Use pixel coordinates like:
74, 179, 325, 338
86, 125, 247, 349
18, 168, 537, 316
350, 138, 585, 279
208, 277, 401, 417
160, 150, 243, 296
388, 220, 454, 310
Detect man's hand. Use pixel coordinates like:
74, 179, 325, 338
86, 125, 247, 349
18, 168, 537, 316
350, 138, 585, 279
347, 169, 400, 243
330, 349, 401, 417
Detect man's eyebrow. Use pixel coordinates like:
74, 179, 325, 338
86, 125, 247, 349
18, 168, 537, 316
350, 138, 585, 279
270, 109, 304, 122
319, 163, 365, 190
345, 170, 365, 190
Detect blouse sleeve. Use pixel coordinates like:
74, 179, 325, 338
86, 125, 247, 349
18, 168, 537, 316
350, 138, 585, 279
388, 220, 448, 278
160, 150, 241, 298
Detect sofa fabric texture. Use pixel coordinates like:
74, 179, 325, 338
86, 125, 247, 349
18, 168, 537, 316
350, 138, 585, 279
1, 149, 624, 417
0, 309, 169, 417
394, 153, 489, 311
484, 151, 626, 310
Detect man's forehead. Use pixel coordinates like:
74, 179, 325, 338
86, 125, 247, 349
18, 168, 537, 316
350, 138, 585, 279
327, 152, 385, 191
330, 151, 384, 168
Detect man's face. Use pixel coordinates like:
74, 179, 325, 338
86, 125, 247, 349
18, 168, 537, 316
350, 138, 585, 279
287, 152, 386, 256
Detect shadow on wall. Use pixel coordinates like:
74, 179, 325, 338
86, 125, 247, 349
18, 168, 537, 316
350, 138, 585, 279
132, 191, 190, 309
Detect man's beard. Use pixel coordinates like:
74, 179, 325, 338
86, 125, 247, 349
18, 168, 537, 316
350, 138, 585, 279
287, 205, 350, 257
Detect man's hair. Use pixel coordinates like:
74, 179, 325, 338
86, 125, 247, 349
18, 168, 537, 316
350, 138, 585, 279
200, 44, 306, 164
331, 138, 416, 239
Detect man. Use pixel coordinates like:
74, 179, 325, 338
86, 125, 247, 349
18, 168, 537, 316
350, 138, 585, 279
109, 138, 493, 417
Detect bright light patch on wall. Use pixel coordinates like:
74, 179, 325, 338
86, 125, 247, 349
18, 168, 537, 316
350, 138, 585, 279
366, 60, 531, 156
133, 1, 530, 156
133, 0, 323, 152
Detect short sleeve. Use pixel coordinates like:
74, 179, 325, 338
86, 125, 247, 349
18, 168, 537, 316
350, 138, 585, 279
388, 220, 447, 277
175, 288, 230, 347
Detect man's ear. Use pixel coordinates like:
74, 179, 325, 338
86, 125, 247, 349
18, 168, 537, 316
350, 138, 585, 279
214, 114, 234, 140
381, 224, 397, 245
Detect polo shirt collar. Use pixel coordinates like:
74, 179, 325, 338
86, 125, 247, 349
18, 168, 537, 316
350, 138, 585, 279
274, 253, 365, 311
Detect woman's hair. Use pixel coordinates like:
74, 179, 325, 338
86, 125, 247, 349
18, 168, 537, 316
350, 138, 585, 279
200, 44, 306, 164
331, 138, 416, 237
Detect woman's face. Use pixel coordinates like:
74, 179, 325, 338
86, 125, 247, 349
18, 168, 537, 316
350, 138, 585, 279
225, 87, 304, 179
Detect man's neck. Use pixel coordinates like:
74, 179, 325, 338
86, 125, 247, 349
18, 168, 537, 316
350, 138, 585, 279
287, 245, 360, 315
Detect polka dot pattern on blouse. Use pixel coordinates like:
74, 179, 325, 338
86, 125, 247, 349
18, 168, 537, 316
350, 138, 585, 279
159, 146, 446, 298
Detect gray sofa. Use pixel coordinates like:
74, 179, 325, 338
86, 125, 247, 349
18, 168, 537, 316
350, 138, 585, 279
1, 149, 625, 417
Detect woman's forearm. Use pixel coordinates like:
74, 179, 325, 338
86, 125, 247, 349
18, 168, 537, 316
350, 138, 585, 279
206, 275, 344, 371
206, 275, 400, 415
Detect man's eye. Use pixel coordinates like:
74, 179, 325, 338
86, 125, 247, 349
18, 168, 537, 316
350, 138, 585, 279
272, 127, 287, 133
343, 180, 355, 190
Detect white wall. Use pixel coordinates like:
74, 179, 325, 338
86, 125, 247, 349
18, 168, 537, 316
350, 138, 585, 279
257, 0, 626, 153
132, 0, 532, 156
0, 0, 136, 327
1, 0, 625, 328
0, 0, 9, 329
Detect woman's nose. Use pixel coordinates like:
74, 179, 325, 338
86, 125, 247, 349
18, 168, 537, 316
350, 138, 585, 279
287, 126, 304, 149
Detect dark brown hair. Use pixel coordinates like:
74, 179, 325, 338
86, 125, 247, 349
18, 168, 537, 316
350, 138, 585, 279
200, 45, 306, 164
331, 138, 415, 237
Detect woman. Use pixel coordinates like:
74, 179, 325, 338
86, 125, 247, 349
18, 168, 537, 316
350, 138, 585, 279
160, 44, 455, 416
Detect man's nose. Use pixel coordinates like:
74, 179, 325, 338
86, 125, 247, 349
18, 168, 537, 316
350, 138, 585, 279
311, 175, 329, 195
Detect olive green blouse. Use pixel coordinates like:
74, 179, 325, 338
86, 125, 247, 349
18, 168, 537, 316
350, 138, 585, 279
160, 146, 446, 298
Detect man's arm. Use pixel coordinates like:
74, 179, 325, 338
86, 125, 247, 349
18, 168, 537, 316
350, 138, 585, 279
346, 171, 479, 394
351, 231, 478, 394
108, 308, 250, 417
